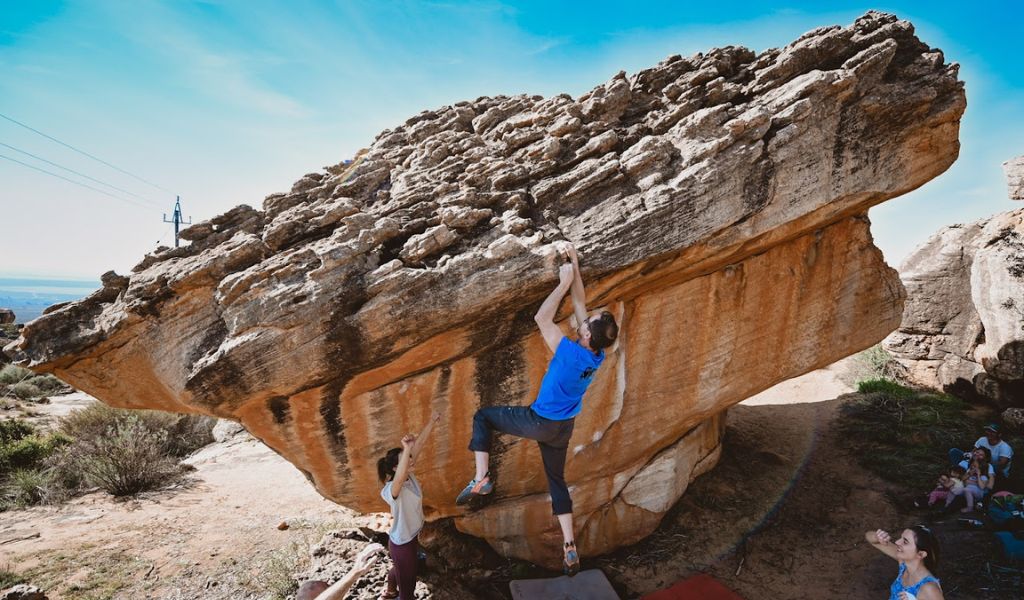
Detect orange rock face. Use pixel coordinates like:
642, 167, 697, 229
6, 12, 963, 567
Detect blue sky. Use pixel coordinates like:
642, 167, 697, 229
1, 1, 1022, 280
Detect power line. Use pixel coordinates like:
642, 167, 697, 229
0, 152, 154, 210
0, 111, 173, 195
0, 140, 163, 209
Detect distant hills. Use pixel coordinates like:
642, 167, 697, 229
0, 278, 99, 324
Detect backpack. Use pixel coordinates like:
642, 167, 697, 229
988, 493, 1024, 531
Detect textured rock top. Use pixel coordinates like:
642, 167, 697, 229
9, 11, 962, 379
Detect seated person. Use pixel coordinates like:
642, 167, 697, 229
948, 423, 1013, 486
975, 423, 1013, 484
958, 447, 995, 513
925, 466, 966, 508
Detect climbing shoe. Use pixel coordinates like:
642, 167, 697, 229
455, 474, 493, 505
563, 541, 580, 577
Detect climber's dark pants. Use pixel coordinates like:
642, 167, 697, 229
469, 405, 575, 515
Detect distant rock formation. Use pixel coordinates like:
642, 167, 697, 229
5, 12, 964, 566
885, 158, 1024, 407
1006, 156, 1024, 201
0, 309, 14, 325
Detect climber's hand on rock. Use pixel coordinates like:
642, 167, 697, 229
558, 263, 574, 286
562, 242, 579, 264
431, 410, 442, 424
401, 434, 416, 450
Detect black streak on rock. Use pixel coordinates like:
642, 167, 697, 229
318, 277, 372, 480
470, 306, 536, 470
268, 395, 291, 425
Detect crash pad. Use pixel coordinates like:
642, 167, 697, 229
510, 569, 620, 600
641, 573, 744, 600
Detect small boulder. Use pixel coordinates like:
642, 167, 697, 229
0, 585, 48, 600
211, 419, 246, 442
1002, 407, 1024, 433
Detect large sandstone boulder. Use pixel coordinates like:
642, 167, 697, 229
4, 12, 964, 566
885, 159, 1024, 406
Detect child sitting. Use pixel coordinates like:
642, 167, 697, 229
926, 466, 966, 508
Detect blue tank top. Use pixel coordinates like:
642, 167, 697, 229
889, 563, 940, 600
531, 337, 604, 421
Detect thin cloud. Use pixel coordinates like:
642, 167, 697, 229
100, 2, 311, 118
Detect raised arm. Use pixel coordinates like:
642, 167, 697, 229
864, 529, 899, 560
562, 243, 588, 329
410, 410, 441, 460
535, 263, 574, 353
389, 434, 416, 499
314, 544, 384, 600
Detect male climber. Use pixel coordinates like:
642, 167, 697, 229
455, 242, 618, 575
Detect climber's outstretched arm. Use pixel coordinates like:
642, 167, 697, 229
562, 243, 589, 329
535, 262, 574, 353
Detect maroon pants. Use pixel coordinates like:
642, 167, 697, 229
387, 535, 419, 600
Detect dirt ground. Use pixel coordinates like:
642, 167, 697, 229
1, 359, 1019, 599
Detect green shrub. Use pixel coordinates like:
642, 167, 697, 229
10, 382, 42, 400
26, 374, 65, 394
0, 564, 25, 588
60, 403, 214, 458
164, 414, 216, 457
0, 430, 71, 475
65, 416, 181, 496
856, 378, 918, 398
0, 405, 215, 505
0, 467, 66, 508
0, 419, 34, 444
0, 365, 32, 385
845, 345, 905, 386
0, 420, 72, 508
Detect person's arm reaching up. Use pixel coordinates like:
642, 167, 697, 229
314, 544, 384, 600
561, 243, 588, 329
411, 410, 441, 460
389, 434, 416, 499
535, 262, 574, 353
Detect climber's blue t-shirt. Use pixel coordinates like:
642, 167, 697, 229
531, 337, 604, 421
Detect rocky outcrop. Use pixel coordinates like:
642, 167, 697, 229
885, 159, 1024, 407
5, 12, 963, 566
1006, 156, 1024, 200
1003, 407, 1024, 433
0, 309, 14, 325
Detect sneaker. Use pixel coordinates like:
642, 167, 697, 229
455, 474, 493, 505
563, 542, 580, 577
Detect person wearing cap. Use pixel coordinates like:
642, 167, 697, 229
948, 423, 1013, 491
976, 423, 1013, 486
